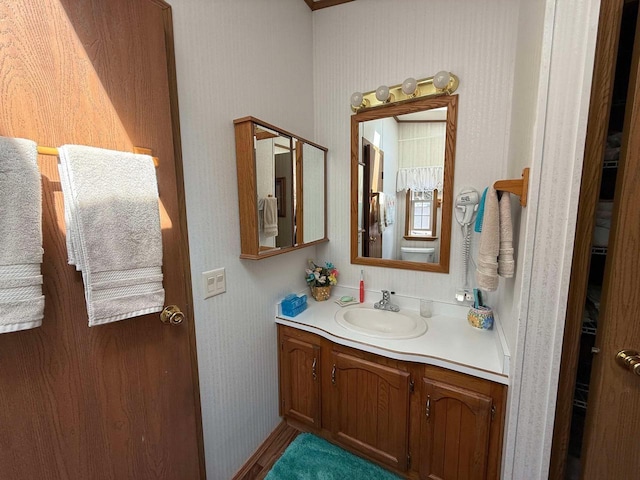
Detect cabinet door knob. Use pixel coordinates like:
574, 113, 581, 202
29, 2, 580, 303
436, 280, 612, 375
331, 364, 336, 385
312, 357, 317, 381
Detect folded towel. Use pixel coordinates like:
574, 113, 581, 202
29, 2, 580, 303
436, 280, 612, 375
476, 187, 499, 291
378, 193, 386, 233
0, 136, 45, 332
263, 196, 278, 237
474, 187, 488, 233
498, 192, 514, 278
58, 145, 164, 326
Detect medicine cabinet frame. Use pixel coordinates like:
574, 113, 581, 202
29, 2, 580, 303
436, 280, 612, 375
234, 116, 328, 259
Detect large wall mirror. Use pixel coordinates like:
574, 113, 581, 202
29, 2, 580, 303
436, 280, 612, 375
350, 95, 458, 272
235, 116, 328, 259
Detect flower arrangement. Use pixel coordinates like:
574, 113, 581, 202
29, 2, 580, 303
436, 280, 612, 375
305, 260, 338, 288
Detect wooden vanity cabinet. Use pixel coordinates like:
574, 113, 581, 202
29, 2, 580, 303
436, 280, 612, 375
278, 328, 321, 429
277, 325, 507, 479
418, 366, 507, 480
330, 349, 411, 471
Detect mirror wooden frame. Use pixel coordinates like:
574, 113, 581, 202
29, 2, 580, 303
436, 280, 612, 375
350, 95, 458, 272
234, 116, 328, 259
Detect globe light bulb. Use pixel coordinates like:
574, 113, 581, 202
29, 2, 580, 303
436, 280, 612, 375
350, 92, 364, 108
401, 77, 418, 96
375, 85, 390, 102
433, 71, 451, 90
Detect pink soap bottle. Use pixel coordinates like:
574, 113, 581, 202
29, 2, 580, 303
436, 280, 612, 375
359, 270, 365, 303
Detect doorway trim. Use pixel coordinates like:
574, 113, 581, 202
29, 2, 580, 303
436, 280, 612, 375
548, 1, 624, 478
501, 0, 602, 479
158, 2, 207, 478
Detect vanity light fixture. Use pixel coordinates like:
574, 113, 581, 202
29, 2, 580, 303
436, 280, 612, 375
350, 71, 459, 112
375, 85, 392, 103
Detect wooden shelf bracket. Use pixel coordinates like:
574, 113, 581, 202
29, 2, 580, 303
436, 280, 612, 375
493, 167, 530, 207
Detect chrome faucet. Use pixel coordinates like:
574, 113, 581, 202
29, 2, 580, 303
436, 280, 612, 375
374, 290, 400, 312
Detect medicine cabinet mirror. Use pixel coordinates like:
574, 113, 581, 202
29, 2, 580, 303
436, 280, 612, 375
351, 95, 458, 272
234, 116, 328, 259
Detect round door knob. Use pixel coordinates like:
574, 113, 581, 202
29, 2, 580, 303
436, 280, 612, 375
161, 305, 185, 326
369, 236, 377, 242
616, 349, 640, 377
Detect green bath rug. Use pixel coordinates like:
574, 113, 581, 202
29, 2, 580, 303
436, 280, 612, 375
265, 433, 402, 480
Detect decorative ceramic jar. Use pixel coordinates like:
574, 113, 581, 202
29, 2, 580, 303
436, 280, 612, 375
467, 306, 494, 330
310, 285, 331, 301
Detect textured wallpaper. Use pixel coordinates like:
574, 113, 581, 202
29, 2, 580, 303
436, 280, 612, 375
171, 1, 316, 478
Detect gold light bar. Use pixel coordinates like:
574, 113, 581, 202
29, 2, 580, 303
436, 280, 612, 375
350, 71, 459, 112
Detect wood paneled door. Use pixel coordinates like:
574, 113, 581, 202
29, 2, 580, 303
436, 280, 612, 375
0, 1, 204, 479
330, 350, 410, 471
279, 332, 322, 428
419, 379, 492, 480
580, 4, 640, 477
362, 140, 383, 258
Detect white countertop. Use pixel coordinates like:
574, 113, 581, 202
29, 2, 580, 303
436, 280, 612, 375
276, 286, 510, 385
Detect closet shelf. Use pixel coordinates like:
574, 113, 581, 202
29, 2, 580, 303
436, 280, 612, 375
582, 315, 597, 336
573, 382, 589, 410
494, 167, 530, 207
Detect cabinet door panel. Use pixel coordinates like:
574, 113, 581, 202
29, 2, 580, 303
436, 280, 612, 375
280, 336, 321, 428
331, 351, 410, 470
420, 379, 492, 480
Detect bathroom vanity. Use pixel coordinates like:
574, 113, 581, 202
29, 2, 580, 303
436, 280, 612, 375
276, 291, 509, 480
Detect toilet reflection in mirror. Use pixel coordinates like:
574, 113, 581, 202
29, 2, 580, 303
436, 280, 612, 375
351, 95, 457, 273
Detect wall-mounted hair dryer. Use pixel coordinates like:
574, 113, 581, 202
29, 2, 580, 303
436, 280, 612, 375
455, 187, 480, 303
455, 188, 480, 226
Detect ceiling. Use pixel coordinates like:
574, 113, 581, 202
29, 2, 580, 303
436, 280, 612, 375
304, 0, 355, 11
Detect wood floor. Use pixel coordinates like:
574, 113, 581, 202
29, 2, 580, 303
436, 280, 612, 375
232, 422, 300, 480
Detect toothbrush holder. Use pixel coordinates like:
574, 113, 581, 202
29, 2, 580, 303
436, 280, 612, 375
467, 306, 494, 330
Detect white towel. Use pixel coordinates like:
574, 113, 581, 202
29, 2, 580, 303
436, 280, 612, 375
58, 145, 164, 326
263, 197, 278, 237
498, 192, 515, 278
476, 187, 499, 291
0, 137, 45, 332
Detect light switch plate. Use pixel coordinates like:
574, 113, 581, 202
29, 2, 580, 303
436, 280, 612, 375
202, 268, 226, 299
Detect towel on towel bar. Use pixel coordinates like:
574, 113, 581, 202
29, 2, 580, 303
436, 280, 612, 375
58, 145, 164, 326
0, 136, 45, 332
263, 196, 278, 237
498, 192, 514, 278
476, 188, 516, 291
475, 187, 499, 291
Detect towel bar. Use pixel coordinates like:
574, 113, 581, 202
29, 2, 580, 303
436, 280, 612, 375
37, 145, 159, 167
494, 168, 530, 207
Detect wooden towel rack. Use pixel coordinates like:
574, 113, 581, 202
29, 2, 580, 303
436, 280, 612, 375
37, 145, 159, 167
494, 167, 530, 207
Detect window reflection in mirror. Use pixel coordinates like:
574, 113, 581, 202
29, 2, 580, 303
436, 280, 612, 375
351, 96, 457, 273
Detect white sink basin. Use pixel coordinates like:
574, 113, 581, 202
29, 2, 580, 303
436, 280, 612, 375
335, 305, 427, 339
